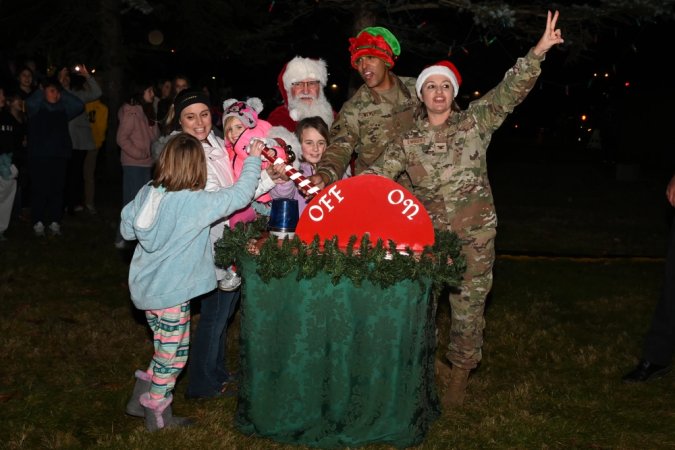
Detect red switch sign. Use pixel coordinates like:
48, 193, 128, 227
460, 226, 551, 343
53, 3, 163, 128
295, 175, 434, 253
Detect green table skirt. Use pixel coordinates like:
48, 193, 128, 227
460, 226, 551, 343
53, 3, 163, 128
236, 256, 440, 448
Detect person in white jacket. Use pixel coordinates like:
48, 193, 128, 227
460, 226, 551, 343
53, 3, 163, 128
162, 89, 284, 399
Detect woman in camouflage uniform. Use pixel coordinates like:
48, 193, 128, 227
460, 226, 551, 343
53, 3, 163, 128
365, 10, 564, 409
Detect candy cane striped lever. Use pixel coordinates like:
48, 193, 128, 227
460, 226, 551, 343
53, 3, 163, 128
259, 143, 321, 198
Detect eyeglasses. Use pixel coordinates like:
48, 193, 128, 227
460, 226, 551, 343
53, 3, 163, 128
291, 80, 321, 89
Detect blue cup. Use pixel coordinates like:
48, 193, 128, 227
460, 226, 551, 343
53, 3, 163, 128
268, 198, 299, 238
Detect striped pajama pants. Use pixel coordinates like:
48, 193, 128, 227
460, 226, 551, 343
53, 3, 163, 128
144, 301, 191, 399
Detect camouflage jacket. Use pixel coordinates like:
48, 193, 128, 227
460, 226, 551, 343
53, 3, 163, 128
366, 49, 545, 236
316, 73, 418, 184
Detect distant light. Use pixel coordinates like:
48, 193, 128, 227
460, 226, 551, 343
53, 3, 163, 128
170, 49, 176, 53
581, 114, 587, 121
593, 72, 598, 77
624, 81, 630, 87
211, 76, 216, 80
91, 69, 96, 74
587, 128, 592, 133
514, 123, 519, 129
330, 83, 338, 90
148, 30, 164, 46
604, 73, 609, 78
473, 90, 480, 97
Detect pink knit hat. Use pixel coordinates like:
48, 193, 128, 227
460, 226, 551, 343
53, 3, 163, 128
222, 97, 264, 129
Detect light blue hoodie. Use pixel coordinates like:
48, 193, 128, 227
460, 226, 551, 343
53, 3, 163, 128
120, 156, 262, 310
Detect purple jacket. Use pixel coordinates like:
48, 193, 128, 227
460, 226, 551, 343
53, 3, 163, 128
269, 161, 314, 216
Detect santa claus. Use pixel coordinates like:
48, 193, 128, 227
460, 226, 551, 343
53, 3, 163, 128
266, 56, 336, 132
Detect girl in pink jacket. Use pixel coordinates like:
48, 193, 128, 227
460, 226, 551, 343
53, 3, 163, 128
222, 97, 299, 219
115, 81, 159, 248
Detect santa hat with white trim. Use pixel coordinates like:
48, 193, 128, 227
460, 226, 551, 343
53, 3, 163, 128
277, 56, 328, 105
415, 60, 462, 99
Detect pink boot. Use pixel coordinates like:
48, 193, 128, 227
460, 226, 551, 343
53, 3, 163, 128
139, 393, 193, 431
125, 370, 151, 417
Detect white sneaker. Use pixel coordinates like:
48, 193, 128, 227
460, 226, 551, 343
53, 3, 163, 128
33, 221, 45, 237
48, 222, 61, 236
218, 270, 242, 291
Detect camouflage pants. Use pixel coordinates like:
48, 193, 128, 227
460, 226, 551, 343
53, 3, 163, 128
444, 228, 496, 370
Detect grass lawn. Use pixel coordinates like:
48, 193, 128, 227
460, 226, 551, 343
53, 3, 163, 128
1, 151, 672, 449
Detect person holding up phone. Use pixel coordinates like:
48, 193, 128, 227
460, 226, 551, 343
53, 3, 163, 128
58, 64, 102, 215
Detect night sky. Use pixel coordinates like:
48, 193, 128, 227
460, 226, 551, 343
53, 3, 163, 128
1, 2, 672, 160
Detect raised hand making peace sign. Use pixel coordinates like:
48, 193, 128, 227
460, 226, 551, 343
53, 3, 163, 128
534, 10, 564, 57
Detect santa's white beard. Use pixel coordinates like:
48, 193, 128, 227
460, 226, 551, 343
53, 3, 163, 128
288, 92, 334, 127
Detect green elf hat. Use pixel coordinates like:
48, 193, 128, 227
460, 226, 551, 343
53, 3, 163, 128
349, 26, 401, 69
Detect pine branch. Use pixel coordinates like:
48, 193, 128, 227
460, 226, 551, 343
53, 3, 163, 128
214, 216, 466, 292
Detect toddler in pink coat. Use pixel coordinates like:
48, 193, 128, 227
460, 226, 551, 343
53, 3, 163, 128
222, 97, 300, 221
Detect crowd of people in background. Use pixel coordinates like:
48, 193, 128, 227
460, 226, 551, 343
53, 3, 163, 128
0, 62, 109, 240
0, 52, 344, 243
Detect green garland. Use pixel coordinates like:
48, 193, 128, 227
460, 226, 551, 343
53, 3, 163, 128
214, 216, 466, 293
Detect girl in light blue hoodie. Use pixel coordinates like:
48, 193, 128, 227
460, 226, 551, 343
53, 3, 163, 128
120, 132, 263, 431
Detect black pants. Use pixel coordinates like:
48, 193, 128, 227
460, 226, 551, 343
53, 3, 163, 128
642, 213, 675, 365
30, 156, 67, 225
65, 148, 86, 211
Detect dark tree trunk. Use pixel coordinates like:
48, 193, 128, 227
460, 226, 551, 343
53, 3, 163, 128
99, 0, 125, 179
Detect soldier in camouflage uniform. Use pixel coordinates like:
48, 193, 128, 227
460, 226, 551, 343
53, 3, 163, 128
364, 11, 564, 409
309, 26, 419, 188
